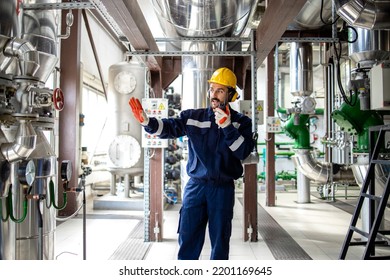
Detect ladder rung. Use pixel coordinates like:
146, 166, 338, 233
371, 159, 390, 165
349, 241, 367, 246
349, 240, 388, 246
350, 226, 370, 238
361, 192, 382, 201
366, 255, 390, 260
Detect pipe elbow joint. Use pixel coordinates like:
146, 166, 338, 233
0, 121, 37, 163
1, 136, 37, 163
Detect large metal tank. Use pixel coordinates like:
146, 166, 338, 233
0, 0, 62, 260
16, 130, 57, 260
107, 59, 146, 176
1, 126, 57, 260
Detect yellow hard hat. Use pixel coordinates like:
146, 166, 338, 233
208, 67, 237, 89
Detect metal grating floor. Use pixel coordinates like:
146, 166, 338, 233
109, 220, 151, 260
256, 203, 312, 260
237, 197, 311, 260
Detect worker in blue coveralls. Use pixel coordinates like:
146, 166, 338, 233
129, 67, 254, 260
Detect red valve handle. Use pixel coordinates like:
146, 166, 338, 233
53, 88, 64, 111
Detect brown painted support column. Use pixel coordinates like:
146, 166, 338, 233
149, 71, 164, 241
243, 71, 258, 242
265, 48, 276, 207
149, 149, 163, 242
58, 8, 82, 216
244, 164, 258, 241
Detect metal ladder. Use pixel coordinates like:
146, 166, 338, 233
339, 125, 390, 260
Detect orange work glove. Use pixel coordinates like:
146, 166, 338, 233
214, 105, 231, 128
129, 97, 149, 126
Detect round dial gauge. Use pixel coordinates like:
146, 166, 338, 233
61, 160, 73, 181
18, 160, 36, 186
146, 69, 151, 85
108, 135, 141, 168
113, 71, 137, 95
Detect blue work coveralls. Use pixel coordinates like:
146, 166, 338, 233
144, 106, 254, 259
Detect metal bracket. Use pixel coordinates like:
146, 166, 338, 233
22, 2, 95, 11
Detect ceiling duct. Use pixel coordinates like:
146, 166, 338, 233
152, 0, 255, 38
291, 0, 333, 29
152, 0, 256, 109
335, 0, 390, 29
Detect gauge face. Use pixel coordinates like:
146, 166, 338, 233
108, 135, 141, 168
25, 160, 36, 186
18, 160, 36, 186
61, 160, 72, 181
113, 71, 137, 95
146, 69, 151, 85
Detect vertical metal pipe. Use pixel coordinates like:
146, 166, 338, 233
265, 47, 276, 207
290, 42, 313, 97
251, 30, 257, 131
38, 200, 43, 260
297, 171, 311, 203
242, 30, 258, 242
83, 186, 86, 260
181, 41, 214, 110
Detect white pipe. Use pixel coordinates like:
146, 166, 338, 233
297, 170, 311, 203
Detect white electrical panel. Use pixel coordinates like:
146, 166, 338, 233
370, 61, 390, 110
141, 98, 169, 148
266, 117, 282, 133
236, 100, 264, 125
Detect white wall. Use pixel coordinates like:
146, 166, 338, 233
79, 12, 127, 186
80, 11, 125, 83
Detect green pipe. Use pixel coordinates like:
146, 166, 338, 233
50, 179, 67, 210
258, 171, 297, 180
0, 197, 9, 222
258, 151, 295, 157
331, 93, 383, 152
284, 114, 311, 149
7, 185, 28, 223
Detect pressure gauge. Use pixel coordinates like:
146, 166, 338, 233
108, 135, 141, 168
113, 71, 137, 95
18, 160, 36, 186
146, 69, 151, 85
61, 160, 72, 181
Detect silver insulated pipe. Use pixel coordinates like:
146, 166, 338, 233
152, 0, 256, 109
290, 42, 313, 97
21, 0, 59, 83
292, 149, 355, 183
335, 0, 390, 30
348, 27, 390, 67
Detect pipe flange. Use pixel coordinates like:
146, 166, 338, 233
12, 113, 39, 121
